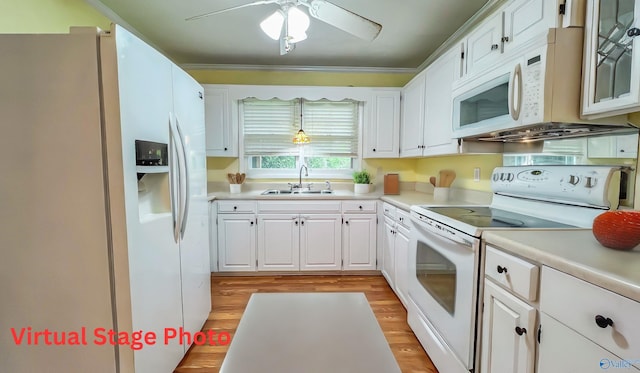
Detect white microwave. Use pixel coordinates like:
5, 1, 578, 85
451, 28, 594, 139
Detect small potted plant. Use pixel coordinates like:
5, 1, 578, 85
353, 170, 372, 194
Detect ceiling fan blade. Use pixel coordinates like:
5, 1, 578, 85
186, 0, 278, 21
305, 0, 381, 41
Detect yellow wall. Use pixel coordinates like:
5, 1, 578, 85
416, 154, 503, 192
188, 70, 414, 87
0, 0, 110, 33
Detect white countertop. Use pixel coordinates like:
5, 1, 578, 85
483, 230, 640, 302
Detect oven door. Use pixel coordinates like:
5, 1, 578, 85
408, 214, 480, 369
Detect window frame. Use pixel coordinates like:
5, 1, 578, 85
239, 98, 364, 180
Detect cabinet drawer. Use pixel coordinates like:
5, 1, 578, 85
341, 200, 377, 213
485, 245, 539, 301
218, 201, 256, 213
540, 266, 640, 361
396, 209, 411, 230
382, 202, 396, 218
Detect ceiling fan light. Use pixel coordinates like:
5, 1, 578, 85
293, 129, 310, 144
287, 6, 310, 37
260, 10, 284, 40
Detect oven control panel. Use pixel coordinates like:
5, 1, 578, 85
490, 166, 621, 208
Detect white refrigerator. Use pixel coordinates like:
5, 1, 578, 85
0, 25, 211, 372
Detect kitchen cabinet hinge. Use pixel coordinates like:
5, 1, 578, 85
342, 218, 344, 224
559, 3, 566, 15
461, 51, 465, 59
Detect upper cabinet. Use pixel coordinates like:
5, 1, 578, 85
400, 73, 426, 157
423, 47, 460, 156
465, 11, 504, 76
502, 0, 559, 54
364, 89, 401, 158
582, 0, 640, 118
204, 86, 237, 157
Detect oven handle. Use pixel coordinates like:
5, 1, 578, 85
412, 215, 474, 247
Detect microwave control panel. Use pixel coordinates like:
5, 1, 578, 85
520, 52, 544, 124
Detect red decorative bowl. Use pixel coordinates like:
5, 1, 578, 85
592, 211, 640, 251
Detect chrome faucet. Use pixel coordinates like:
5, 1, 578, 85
299, 164, 308, 189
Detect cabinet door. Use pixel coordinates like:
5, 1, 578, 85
257, 214, 300, 271
538, 312, 640, 373
588, 133, 639, 158
365, 90, 400, 158
423, 47, 459, 156
400, 73, 426, 157
503, 0, 557, 54
342, 214, 377, 270
466, 12, 503, 76
218, 214, 256, 271
381, 217, 396, 286
394, 225, 410, 308
582, 0, 640, 117
300, 214, 342, 270
480, 280, 536, 373
209, 202, 218, 272
204, 86, 237, 156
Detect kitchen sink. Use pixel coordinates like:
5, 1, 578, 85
261, 189, 333, 195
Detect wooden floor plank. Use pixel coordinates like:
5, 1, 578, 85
174, 274, 438, 373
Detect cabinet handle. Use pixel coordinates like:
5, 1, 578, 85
515, 326, 527, 336
295, 220, 299, 226
628, 28, 640, 37
595, 315, 614, 328
233, 206, 237, 211
501, 36, 510, 42
250, 221, 254, 226
373, 148, 377, 152
491, 44, 499, 50
301, 220, 305, 226
399, 217, 404, 222
224, 147, 228, 151
497, 265, 508, 274
345, 220, 349, 225
359, 205, 363, 210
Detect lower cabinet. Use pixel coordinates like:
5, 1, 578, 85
480, 281, 536, 373
342, 214, 377, 270
300, 214, 342, 270
217, 213, 257, 272
257, 214, 300, 271
381, 204, 411, 308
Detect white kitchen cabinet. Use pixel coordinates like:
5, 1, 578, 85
209, 201, 218, 272
342, 214, 377, 270
465, 12, 504, 77
300, 214, 342, 270
204, 86, 237, 157
502, 0, 557, 55
382, 216, 396, 286
394, 219, 410, 307
364, 89, 401, 158
587, 133, 639, 158
423, 46, 459, 156
217, 213, 256, 272
257, 214, 300, 271
381, 204, 410, 307
480, 280, 536, 373
400, 72, 426, 157
582, 0, 640, 117
538, 312, 640, 373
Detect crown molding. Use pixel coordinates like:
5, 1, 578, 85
181, 63, 417, 74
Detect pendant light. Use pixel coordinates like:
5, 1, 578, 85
293, 98, 310, 144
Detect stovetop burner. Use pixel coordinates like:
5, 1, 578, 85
419, 206, 575, 229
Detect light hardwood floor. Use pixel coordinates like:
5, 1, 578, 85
174, 275, 438, 373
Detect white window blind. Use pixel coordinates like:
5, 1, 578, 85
243, 98, 359, 157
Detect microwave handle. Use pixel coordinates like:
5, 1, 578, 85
509, 63, 522, 120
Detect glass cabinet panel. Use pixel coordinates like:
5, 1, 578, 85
595, 0, 635, 102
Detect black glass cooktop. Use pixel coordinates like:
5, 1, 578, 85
422, 206, 576, 229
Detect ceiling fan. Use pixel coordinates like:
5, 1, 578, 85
186, 0, 382, 55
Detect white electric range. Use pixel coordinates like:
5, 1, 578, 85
406, 165, 624, 373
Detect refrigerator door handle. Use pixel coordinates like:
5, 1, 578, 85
168, 114, 181, 243
175, 116, 190, 239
